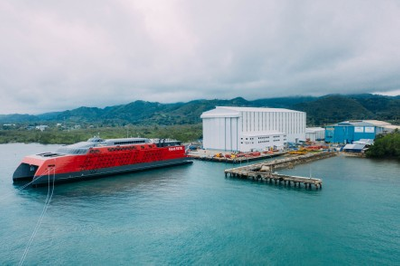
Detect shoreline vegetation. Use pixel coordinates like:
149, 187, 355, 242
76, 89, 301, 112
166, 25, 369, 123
0, 124, 202, 145
0, 124, 400, 160
366, 130, 400, 160
1, 124, 399, 160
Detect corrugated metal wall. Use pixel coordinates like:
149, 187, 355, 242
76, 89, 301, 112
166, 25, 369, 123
202, 117, 239, 151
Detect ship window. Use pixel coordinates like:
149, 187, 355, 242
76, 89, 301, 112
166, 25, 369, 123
114, 140, 146, 145
38, 152, 64, 157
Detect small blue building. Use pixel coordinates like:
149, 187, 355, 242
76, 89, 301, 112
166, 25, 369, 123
325, 120, 388, 144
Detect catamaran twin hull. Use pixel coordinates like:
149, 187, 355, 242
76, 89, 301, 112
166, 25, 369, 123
13, 137, 192, 186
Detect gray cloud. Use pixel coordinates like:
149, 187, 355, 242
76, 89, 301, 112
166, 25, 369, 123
1, 0, 399, 114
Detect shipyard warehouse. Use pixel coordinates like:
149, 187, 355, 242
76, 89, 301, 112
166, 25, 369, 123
201, 106, 306, 152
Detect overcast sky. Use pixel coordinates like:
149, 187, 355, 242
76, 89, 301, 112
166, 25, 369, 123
1, 0, 399, 114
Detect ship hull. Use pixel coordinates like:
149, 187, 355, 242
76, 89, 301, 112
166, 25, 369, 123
13, 137, 192, 186
14, 157, 192, 186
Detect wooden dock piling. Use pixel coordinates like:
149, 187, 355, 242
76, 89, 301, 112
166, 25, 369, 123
225, 170, 323, 189
224, 152, 336, 190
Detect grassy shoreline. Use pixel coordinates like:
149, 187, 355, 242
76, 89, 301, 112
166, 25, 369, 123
0, 124, 202, 145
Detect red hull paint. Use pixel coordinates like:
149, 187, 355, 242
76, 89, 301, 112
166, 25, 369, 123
14, 141, 190, 184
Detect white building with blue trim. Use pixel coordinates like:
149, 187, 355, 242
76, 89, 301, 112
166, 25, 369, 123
325, 120, 396, 144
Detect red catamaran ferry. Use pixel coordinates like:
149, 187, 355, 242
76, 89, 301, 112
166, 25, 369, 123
13, 137, 192, 186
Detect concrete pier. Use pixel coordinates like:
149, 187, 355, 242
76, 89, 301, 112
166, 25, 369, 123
224, 152, 336, 190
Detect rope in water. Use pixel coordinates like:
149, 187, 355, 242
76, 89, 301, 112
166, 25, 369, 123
18, 166, 56, 266
0, 169, 53, 202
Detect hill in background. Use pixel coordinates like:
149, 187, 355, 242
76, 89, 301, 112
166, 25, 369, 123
1, 94, 399, 126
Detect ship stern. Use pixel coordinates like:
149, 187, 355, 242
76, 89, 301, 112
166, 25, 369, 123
13, 155, 54, 185
13, 163, 40, 182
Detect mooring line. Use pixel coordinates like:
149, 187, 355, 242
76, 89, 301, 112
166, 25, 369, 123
0, 169, 52, 202
18, 167, 56, 266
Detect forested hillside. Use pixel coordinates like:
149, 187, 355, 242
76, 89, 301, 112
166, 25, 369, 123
1, 94, 399, 126
294, 95, 373, 125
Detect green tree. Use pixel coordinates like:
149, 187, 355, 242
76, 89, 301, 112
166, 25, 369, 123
366, 129, 400, 159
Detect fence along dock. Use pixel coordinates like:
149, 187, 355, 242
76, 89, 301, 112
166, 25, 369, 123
224, 152, 336, 190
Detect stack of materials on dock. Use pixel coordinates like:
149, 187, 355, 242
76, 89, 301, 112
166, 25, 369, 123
224, 152, 337, 190
188, 150, 286, 163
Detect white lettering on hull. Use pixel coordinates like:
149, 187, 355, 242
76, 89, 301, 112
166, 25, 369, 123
168, 147, 183, 151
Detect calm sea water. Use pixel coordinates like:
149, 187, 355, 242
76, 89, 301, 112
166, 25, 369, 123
0, 143, 399, 265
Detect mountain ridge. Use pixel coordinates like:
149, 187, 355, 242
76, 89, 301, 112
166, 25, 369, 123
1, 94, 399, 126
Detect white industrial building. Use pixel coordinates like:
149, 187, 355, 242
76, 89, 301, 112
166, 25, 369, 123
201, 106, 306, 152
305, 127, 325, 141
